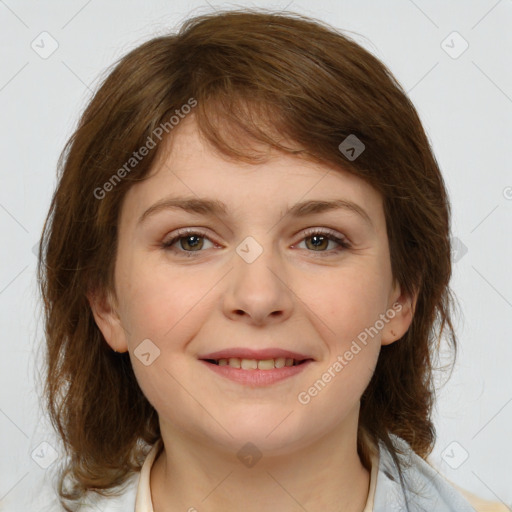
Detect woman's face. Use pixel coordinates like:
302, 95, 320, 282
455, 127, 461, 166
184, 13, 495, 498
90, 116, 413, 455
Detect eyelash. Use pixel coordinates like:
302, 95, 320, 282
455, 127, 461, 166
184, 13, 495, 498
160, 227, 351, 258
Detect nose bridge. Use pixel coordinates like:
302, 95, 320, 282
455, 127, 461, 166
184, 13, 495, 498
234, 233, 284, 294
223, 233, 293, 324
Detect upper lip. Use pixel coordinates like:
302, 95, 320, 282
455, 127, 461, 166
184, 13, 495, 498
198, 348, 314, 361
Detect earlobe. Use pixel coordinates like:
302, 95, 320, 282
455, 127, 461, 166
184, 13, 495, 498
86, 288, 129, 353
381, 285, 418, 346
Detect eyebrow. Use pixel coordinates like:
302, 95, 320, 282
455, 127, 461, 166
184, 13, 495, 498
137, 196, 373, 227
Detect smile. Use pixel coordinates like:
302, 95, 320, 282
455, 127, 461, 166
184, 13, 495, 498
204, 357, 308, 369
200, 358, 314, 386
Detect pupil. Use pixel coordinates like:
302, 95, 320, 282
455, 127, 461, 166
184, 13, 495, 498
184, 235, 202, 250
309, 235, 326, 250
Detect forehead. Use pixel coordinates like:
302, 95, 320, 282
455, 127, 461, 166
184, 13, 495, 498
120, 116, 384, 228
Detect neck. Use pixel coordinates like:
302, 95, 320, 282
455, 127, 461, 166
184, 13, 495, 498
150, 413, 371, 512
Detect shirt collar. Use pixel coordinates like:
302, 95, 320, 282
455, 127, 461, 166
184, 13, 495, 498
135, 437, 163, 512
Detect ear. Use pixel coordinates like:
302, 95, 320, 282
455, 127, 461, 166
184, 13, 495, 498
86, 287, 129, 353
380, 281, 418, 346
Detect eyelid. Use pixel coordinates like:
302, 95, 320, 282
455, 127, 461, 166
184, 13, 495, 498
292, 227, 351, 255
161, 227, 214, 247
299, 227, 349, 244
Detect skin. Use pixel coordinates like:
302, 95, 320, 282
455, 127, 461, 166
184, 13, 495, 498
89, 115, 416, 512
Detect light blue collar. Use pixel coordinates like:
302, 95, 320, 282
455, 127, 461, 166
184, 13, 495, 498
373, 434, 475, 511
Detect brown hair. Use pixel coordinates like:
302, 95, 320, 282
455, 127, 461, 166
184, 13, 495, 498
37, 8, 458, 510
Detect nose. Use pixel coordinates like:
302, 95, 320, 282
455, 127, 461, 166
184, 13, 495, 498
222, 240, 294, 326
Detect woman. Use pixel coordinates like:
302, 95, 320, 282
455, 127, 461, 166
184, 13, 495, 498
38, 8, 484, 511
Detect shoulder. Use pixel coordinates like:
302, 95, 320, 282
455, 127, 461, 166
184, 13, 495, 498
373, 434, 476, 512
3, 468, 140, 512
74, 473, 139, 511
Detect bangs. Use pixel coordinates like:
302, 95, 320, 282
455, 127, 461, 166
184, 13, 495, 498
169, 91, 324, 168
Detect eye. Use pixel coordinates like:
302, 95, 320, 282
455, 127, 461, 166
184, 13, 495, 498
294, 227, 351, 257
161, 228, 215, 257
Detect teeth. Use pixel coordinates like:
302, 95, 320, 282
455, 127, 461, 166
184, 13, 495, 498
228, 358, 240, 368
274, 358, 286, 368
241, 359, 258, 370
257, 359, 274, 370
214, 357, 302, 370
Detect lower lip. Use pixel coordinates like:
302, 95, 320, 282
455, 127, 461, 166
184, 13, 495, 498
200, 360, 313, 386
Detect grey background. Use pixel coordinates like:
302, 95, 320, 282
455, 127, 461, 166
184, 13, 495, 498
0, 0, 511, 510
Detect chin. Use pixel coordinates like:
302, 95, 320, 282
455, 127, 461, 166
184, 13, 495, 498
215, 415, 309, 451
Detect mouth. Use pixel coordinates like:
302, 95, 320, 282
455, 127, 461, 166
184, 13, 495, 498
198, 349, 315, 386
201, 357, 312, 369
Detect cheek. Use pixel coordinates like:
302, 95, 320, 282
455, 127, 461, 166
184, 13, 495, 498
301, 264, 389, 345
299, 347, 379, 430
119, 260, 209, 343
297, 273, 384, 415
